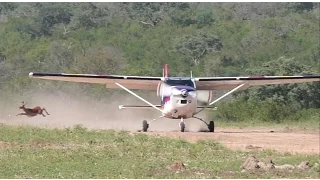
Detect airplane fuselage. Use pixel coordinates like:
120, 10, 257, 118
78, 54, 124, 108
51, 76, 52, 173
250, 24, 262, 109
162, 85, 198, 119
158, 77, 201, 119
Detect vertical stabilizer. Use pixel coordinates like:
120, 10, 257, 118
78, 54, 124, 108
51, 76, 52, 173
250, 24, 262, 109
164, 64, 168, 78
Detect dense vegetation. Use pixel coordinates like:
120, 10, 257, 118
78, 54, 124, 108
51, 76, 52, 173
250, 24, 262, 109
0, 2, 319, 124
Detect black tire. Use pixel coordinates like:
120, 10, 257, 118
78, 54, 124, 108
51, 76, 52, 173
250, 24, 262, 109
208, 121, 215, 132
142, 120, 149, 132
179, 122, 185, 132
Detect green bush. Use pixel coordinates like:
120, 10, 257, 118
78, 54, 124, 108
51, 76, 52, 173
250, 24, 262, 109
212, 98, 317, 123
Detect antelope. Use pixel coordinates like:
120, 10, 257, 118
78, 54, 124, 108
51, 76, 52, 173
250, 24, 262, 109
16, 101, 50, 117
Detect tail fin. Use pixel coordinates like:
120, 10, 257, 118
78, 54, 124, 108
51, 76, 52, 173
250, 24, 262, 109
163, 64, 168, 78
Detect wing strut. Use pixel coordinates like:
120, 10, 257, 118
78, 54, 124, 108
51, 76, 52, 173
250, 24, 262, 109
194, 83, 245, 115
209, 84, 245, 106
115, 83, 165, 114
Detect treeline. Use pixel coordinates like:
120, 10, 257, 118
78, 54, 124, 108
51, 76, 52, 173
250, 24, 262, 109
0, 2, 319, 123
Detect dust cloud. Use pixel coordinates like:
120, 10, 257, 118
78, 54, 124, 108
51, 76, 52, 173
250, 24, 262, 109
0, 90, 210, 132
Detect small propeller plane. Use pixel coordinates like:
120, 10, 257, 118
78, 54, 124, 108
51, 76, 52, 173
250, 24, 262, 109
29, 64, 320, 132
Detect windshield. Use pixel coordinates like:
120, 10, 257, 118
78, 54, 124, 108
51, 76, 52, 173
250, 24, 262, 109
165, 78, 195, 88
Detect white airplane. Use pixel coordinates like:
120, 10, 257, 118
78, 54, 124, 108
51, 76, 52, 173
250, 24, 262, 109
29, 64, 320, 132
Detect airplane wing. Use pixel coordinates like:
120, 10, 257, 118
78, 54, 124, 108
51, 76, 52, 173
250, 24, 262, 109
29, 72, 163, 90
194, 75, 320, 90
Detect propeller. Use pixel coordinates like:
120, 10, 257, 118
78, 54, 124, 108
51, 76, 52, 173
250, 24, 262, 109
159, 83, 212, 103
161, 85, 181, 96
189, 90, 212, 103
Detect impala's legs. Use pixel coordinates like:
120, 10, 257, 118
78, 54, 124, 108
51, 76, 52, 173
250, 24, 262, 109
16, 113, 27, 116
42, 108, 50, 115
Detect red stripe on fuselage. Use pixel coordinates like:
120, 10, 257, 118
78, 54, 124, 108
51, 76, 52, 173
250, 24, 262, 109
161, 96, 170, 107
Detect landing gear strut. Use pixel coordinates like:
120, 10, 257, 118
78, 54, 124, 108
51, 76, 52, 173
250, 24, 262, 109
141, 116, 164, 132
192, 116, 215, 132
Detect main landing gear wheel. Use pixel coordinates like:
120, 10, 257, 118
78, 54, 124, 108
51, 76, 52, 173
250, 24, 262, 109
208, 120, 215, 132
142, 120, 149, 132
179, 122, 185, 132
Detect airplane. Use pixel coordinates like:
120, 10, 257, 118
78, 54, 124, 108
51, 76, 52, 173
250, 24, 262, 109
29, 64, 320, 132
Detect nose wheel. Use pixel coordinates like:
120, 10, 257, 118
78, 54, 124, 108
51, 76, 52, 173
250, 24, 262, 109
179, 118, 185, 132
179, 122, 185, 132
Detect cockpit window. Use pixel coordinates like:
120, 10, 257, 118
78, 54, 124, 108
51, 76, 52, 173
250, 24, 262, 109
165, 78, 195, 88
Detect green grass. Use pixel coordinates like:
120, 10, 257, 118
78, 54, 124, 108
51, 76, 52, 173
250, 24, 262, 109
0, 124, 319, 178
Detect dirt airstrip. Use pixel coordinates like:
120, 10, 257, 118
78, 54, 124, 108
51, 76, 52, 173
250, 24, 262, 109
1, 92, 319, 155
1, 113, 319, 155
143, 128, 320, 154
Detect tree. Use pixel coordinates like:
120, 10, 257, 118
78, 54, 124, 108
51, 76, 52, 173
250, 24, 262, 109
0, 2, 17, 13
49, 41, 74, 70
174, 32, 222, 65
68, 2, 109, 30
120, 2, 192, 27
73, 46, 126, 74
196, 10, 214, 27
36, 3, 72, 36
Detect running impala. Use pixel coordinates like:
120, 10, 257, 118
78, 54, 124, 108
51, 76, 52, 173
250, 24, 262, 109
16, 101, 50, 117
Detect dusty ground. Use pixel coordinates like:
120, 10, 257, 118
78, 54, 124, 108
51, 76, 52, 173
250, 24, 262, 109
1, 92, 319, 155
143, 128, 320, 155
1, 112, 319, 155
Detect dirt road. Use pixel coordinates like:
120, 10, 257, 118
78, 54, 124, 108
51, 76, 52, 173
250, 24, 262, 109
1, 114, 319, 155
143, 128, 320, 155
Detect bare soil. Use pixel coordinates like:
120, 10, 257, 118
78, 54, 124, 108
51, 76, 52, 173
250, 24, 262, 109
143, 128, 320, 155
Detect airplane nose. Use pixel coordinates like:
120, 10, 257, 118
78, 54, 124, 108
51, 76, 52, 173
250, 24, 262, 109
180, 89, 188, 97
